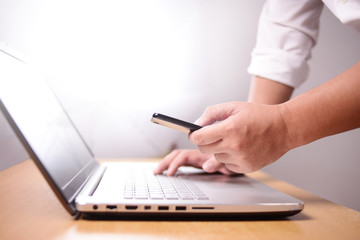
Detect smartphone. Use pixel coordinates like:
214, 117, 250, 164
151, 113, 202, 133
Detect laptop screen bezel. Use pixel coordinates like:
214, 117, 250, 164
0, 98, 100, 216
0, 49, 100, 216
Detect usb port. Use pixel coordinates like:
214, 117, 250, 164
176, 206, 186, 211
125, 205, 138, 210
106, 205, 117, 210
158, 206, 169, 211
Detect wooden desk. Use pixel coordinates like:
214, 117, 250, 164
0, 159, 359, 240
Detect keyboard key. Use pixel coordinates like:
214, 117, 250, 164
164, 194, 179, 200
122, 169, 209, 201
135, 195, 149, 199
149, 194, 164, 200
194, 194, 209, 200
179, 194, 194, 200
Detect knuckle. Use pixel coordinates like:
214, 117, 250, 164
204, 105, 215, 115
228, 142, 240, 152
202, 105, 218, 121
228, 140, 247, 152
223, 120, 239, 134
170, 149, 181, 156
177, 151, 191, 161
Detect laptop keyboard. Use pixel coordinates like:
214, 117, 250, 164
123, 171, 209, 200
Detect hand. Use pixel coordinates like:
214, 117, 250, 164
189, 101, 293, 173
153, 149, 236, 176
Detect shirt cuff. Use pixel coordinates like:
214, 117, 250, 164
247, 48, 310, 88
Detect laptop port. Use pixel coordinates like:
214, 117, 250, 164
144, 206, 151, 210
192, 207, 214, 210
125, 205, 138, 210
175, 206, 186, 211
106, 205, 117, 210
158, 206, 169, 211
93, 205, 98, 210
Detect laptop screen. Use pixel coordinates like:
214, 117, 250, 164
0, 50, 98, 213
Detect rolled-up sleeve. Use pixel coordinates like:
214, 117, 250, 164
248, 0, 324, 88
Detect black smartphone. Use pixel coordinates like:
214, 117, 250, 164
151, 113, 202, 133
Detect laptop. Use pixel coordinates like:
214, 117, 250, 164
0, 48, 303, 218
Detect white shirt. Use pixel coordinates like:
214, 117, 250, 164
247, 0, 360, 88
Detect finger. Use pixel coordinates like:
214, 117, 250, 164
197, 139, 224, 155
214, 152, 232, 164
195, 102, 240, 126
201, 157, 224, 173
153, 150, 181, 174
202, 157, 238, 175
166, 151, 190, 176
189, 123, 225, 146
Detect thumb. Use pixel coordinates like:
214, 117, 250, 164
195, 102, 242, 126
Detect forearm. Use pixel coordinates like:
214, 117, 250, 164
281, 61, 360, 148
248, 76, 294, 104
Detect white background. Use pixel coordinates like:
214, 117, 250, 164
0, 0, 359, 211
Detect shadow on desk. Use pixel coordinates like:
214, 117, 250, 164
80, 211, 311, 222
72, 214, 310, 240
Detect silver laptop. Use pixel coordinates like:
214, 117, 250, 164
0, 48, 303, 218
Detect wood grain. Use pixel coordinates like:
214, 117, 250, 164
0, 159, 359, 240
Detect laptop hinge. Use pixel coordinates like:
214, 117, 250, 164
76, 165, 107, 198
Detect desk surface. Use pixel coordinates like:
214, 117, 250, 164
0, 159, 359, 240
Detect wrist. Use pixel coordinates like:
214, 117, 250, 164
277, 102, 303, 150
